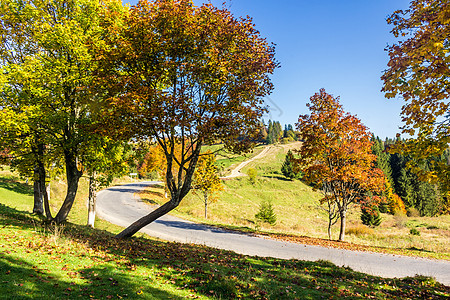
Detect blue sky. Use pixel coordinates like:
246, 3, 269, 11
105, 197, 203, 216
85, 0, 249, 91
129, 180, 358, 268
126, 0, 412, 138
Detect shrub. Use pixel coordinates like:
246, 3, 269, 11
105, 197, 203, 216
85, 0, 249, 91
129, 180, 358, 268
393, 213, 407, 228
281, 150, 302, 180
255, 200, 276, 225
246, 168, 258, 184
389, 193, 407, 215
410, 228, 421, 236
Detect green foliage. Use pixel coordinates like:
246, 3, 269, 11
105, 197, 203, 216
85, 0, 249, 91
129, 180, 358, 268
281, 150, 302, 180
255, 200, 277, 225
246, 168, 258, 184
266, 120, 284, 144
361, 204, 382, 227
390, 151, 444, 217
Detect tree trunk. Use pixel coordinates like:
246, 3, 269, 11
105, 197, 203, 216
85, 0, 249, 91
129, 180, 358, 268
327, 220, 332, 240
33, 165, 44, 215
87, 174, 97, 228
36, 144, 52, 220
204, 192, 208, 219
54, 150, 82, 224
338, 209, 347, 241
115, 199, 179, 239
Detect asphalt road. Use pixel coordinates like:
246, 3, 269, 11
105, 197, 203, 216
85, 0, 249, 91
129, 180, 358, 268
97, 181, 450, 286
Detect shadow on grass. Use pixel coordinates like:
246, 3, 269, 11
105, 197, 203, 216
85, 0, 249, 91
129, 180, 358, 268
0, 246, 184, 299
0, 178, 33, 196
261, 174, 293, 181
1, 202, 449, 299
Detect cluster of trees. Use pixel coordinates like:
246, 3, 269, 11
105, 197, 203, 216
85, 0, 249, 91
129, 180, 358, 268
290, 0, 450, 240
0, 0, 277, 238
382, 0, 450, 203
372, 137, 449, 217
262, 120, 297, 144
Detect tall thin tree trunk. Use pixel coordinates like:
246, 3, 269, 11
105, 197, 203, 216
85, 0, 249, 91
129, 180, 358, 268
54, 150, 82, 224
327, 221, 332, 240
33, 165, 44, 215
87, 174, 97, 228
204, 192, 208, 219
338, 210, 346, 241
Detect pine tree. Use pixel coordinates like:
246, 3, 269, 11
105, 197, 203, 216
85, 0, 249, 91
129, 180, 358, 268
266, 120, 274, 144
255, 200, 277, 225
281, 150, 301, 180
361, 203, 382, 227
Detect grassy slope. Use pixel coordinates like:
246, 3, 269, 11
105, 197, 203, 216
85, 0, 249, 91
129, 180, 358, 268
140, 143, 450, 260
0, 172, 449, 299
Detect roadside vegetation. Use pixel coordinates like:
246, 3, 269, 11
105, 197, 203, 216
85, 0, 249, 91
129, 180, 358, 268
0, 170, 449, 299
139, 143, 450, 261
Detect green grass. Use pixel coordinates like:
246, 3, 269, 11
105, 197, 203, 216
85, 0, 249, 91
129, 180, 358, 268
140, 143, 450, 260
0, 177, 449, 299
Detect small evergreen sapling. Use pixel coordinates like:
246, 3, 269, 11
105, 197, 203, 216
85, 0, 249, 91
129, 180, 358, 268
255, 200, 277, 225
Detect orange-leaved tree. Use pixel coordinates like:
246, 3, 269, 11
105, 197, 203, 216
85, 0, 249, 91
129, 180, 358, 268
294, 89, 386, 241
381, 0, 450, 203
95, 0, 277, 238
192, 151, 223, 219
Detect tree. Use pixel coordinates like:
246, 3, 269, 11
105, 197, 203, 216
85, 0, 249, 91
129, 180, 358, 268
246, 168, 258, 185
360, 200, 382, 227
266, 120, 274, 144
255, 200, 276, 226
294, 89, 385, 241
81, 136, 129, 228
192, 151, 223, 219
281, 150, 301, 180
96, 0, 278, 238
0, 0, 127, 223
382, 0, 450, 202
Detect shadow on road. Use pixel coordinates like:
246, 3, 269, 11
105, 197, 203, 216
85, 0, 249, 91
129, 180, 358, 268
154, 220, 248, 236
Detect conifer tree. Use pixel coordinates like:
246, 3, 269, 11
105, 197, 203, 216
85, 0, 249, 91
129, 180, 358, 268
281, 150, 301, 180
361, 203, 382, 227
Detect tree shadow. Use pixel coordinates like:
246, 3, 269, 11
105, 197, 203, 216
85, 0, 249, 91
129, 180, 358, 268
0, 178, 33, 196
0, 249, 183, 299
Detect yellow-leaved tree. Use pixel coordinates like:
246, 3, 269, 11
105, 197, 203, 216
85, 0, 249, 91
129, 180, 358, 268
192, 151, 223, 219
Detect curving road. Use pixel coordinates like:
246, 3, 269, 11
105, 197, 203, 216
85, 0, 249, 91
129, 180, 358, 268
97, 182, 450, 286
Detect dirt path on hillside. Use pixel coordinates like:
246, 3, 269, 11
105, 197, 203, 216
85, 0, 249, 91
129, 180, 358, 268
221, 145, 272, 179
221, 142, 301, 179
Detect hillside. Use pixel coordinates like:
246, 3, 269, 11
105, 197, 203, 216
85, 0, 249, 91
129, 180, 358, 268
140, 142, 450, 260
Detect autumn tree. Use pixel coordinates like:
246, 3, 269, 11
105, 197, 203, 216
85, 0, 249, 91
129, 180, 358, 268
96, 0, 277, 238
295, 89, 385, 241
382, 0, 450, 205
192, 151, 223, 219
